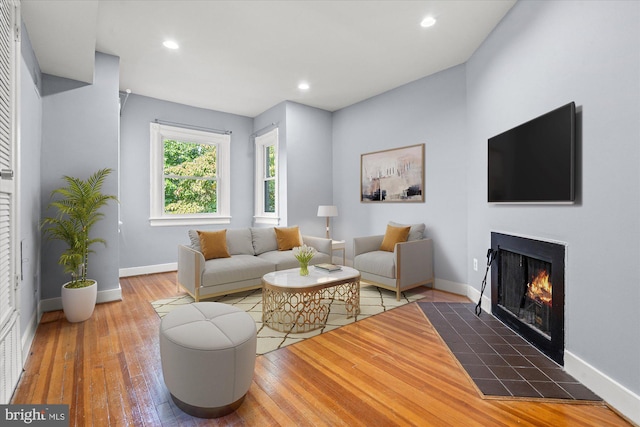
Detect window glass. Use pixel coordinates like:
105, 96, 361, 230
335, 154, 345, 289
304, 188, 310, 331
150, 123, 230, 226
163, 140, 217, 214
264, 144, 276, 213
254, 129, 278, 224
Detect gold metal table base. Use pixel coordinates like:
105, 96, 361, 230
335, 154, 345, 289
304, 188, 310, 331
262, 280, 360, 333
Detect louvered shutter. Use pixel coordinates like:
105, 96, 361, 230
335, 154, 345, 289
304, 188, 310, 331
0, 0, 21, 404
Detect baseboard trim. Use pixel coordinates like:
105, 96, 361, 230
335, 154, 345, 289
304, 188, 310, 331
21, 309, 39, 368
465, 283, 491, 313
434, 279, 490, 313
40, 283, 123, 313
434, 278, 469, 297
119, 263, 177, 278
564, 350, 640, 425
440, 280, 638, 424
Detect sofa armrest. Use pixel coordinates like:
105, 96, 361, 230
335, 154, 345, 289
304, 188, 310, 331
177, 245, 205, 295
302, 235, 332, 255
395, 238, 434, 289
353, 235, 384, 257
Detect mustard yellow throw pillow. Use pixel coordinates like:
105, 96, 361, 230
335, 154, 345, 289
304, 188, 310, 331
197, 229, 231, 260
274, 226, 302, 251
379, 224, 411, 252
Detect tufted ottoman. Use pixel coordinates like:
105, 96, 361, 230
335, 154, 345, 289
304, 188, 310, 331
159, 302, 257, 418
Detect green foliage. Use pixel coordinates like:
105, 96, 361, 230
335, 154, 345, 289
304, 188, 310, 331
266, 144, 276, 178
265, 144, 276, 213
264, 180, 275, 213
64, 280, 96, 289
41, 168, 117, 286
163, 140, 217, 214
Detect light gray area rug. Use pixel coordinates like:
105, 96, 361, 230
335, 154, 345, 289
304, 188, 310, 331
151, 283, 431, 355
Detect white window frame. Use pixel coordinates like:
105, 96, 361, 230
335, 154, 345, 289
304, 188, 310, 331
150, 122, 230, 226
254, 128, 279, 225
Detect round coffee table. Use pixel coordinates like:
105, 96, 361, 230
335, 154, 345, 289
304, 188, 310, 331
262, 266, 360, 333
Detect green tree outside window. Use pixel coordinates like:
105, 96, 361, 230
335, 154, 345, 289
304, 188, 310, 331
163, 139, 217, 214
264, 144, 276, 213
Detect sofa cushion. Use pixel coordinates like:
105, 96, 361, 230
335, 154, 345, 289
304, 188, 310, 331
354, 251, 396, 279
388, 221, 426, 241
379, 224, 410, 252
251, 227, 278, 255
257, 251, 300, 271
188, 229, 201, 250
258, 250, 331, 271
190, 228, 255, 255
226, 228, 255, 255
274, 226, 302, 251
198, 230, 231, 260
202, 255, 274, 287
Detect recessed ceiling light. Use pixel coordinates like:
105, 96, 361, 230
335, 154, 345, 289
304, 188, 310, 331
420, 16, 437, 28
298, 82, 310, 90
163, 40, 179, 50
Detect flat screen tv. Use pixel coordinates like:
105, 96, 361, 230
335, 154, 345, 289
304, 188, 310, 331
488, 102, 576, 203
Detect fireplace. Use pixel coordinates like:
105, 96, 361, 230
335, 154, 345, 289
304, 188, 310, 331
491, 232, 565, 365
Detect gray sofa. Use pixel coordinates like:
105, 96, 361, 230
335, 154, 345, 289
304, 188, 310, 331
177, 227, 331, 301
353, 222, 434, 300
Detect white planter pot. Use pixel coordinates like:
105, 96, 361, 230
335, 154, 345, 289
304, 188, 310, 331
61, 280, 98, 323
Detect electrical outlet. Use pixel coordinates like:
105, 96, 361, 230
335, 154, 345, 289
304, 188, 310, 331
473, 258, 478, 271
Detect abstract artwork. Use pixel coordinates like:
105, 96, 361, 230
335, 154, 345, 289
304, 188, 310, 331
361, 143, 424, 203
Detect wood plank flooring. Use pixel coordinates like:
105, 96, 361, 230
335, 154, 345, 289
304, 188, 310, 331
11, 272, 630, 426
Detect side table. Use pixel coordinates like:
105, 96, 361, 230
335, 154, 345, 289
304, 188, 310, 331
331, 239, 346, 265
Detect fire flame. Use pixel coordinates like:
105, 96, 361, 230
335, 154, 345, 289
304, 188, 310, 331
527, 270, 552, 305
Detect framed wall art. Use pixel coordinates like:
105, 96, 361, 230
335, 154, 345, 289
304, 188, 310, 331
360, 143, 424, 203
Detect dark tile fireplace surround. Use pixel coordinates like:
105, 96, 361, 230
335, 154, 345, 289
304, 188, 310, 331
491, 232, 565, 366
421, 234, 600, 401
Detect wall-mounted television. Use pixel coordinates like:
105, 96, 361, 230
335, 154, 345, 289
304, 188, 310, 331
488, 102, 576, 204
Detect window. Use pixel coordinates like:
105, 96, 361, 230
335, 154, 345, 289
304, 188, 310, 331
150, 123, 230, 226
254, 128, 278, 224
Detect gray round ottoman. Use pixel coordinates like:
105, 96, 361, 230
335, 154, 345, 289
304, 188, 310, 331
159, 302, 257, 418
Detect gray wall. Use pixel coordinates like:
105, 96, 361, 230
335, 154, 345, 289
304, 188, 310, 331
253, 102, 288, 226
18, 0, 638, 414
39, 52, 120, 299
465, 0, 639, 396
330, 0, 639, 408
284, 102, 333, 236
19, 26, 42, 338
332, 64, 469, 284
119, 94, 254, 268
252, 101, 333, 237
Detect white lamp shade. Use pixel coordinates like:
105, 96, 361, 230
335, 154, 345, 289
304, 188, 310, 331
317, 205, 338, 217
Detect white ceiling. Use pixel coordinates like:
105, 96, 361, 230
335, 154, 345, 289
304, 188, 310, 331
21, 0, 516, 118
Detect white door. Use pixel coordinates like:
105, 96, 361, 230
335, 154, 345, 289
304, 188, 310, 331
0, 0, 21, 404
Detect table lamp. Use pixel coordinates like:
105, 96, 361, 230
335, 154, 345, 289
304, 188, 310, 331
317, 205, 338, 239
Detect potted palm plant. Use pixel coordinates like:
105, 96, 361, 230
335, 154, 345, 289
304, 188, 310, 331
41, 168, 117, 322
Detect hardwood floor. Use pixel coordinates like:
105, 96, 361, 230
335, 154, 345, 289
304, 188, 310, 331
12, 272, 630, 426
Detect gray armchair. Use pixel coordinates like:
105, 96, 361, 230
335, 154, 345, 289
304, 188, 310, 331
353, 223, 434, 300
